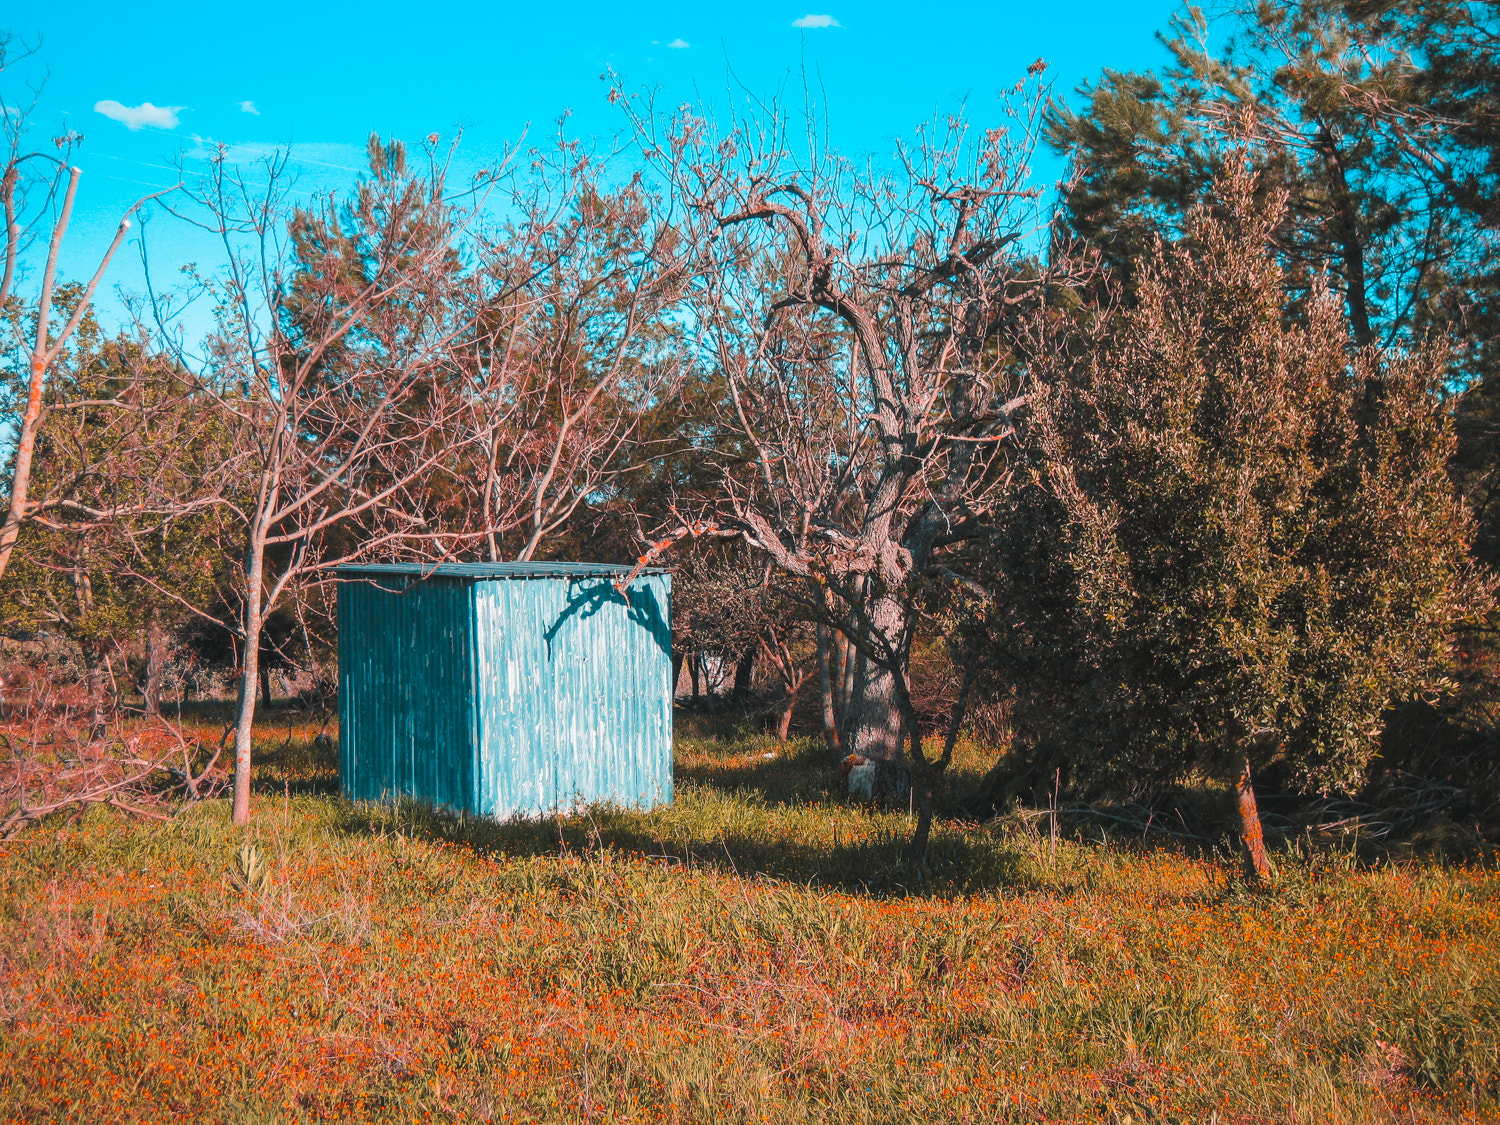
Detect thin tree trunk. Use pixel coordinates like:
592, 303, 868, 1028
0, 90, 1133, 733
839, 646, 860, 749
143, 617, 163, 718
1322, 137, 1373, 349
82, 645, 107, 740
232, 534, 268, 827
671, 650, 684, 698
816, 623, 842, 766
689, 654, 701, 701
102, 653, 121, 720
1235, 745, 1271, 882
837, 630, 856, 742
909, 768, 937, 866
775, 669, 808, 741
907, 667, 974, 868
259, 659, 273, 711
0, 169, 138, 585
0, 174, 79, 586
70, 546, 108, 738
777, 692, 796, 740
900, 678, 936, 870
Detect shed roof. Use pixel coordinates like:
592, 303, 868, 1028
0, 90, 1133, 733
335, 561, 670, 581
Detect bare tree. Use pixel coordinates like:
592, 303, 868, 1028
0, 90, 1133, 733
468, 148, 694, 563
0, 33, 177, 585
0, 660, 214, 838
620, 68, 1079, 860
671, 547, 813, 734
127, 131, 689, 825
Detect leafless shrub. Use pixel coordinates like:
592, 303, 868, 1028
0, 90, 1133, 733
0, 662, 222, 836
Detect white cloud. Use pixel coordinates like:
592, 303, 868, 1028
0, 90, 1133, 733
238, 100, 260, 115
791, 13, 840, 27
667, 38, 690, 48
93, 100, 183, 131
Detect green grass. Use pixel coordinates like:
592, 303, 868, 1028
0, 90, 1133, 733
0, 711, 1497, 1122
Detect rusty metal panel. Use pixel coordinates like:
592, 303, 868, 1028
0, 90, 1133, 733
338, 564, 671, 818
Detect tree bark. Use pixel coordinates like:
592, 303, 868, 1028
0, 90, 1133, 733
259, 658, 273, 711
232, 531, 268, 827
908, 767, 937, 866
839, 631, 855, 707
82, 645, 108, 740
671, 650, 684, 698
69, 546, 109, 738
776, 688, 798, 740
1322, 135, 1373, 349
837, 631, 857, 741
733, 646, 755, 699
143, 618, 163, 718
907, 666, 973, 868
816, 623, 843, 766
849, 658, 904, 761
689, 654, 701, 701
1235, 746, 1271, 882
845, 593, 908, 763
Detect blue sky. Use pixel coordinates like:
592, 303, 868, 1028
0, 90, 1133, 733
10, 1, 1185, 330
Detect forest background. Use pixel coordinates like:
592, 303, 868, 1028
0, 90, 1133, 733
2, 0, 1499, 879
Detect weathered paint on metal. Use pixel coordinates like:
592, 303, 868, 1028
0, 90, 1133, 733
338, 564, 672, 818
472, 573, 672, 817
338, 573, 479, 812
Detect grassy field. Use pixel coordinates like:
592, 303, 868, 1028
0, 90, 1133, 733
1, 709, 1498, 1123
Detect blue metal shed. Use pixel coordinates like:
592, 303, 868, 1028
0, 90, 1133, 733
337, 562, 672, 818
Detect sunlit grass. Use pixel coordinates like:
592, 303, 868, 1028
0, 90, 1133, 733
0, 708, 1496, 1122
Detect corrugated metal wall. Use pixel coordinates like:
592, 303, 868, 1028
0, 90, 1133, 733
472, 574, 672, 817
338, 575, 479, 812
339, 568, 672, 818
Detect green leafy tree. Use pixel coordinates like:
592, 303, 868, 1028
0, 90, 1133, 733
0, 301, 225, 723
985, 166, 1485, 878
1047, 1, 1498, 370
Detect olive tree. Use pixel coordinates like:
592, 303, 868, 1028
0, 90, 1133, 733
618, 69, 1081, 858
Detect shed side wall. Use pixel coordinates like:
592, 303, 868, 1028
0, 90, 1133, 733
339, 577, 478, 812
472, 575, 672, 817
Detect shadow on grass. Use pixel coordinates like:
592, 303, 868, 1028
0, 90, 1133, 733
329, 788, 1026, 898
239, 706, 340, 797
280, 709, 1250, 894
315, 715, 1021, 896
261, 707, 1359, 893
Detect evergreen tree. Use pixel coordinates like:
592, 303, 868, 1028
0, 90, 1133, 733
983, 166, 1486, 878
1047, 1, 1498, 374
